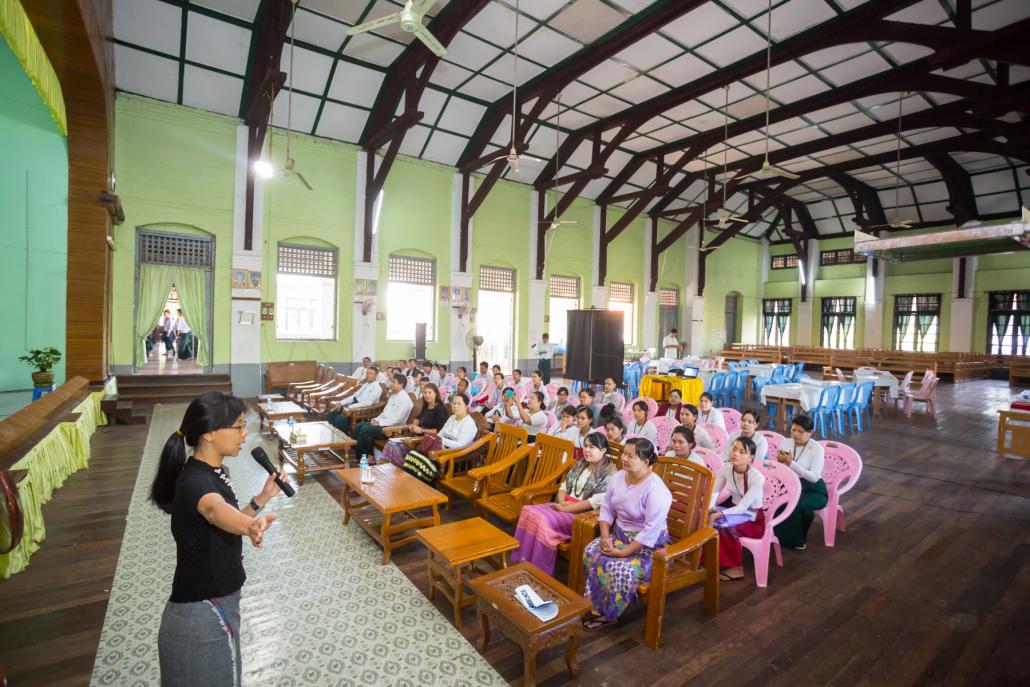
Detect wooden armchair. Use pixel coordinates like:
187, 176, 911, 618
437, 421, 527, 509
564, 457, 719, 649
296, 370, 340, 405
474, 434, 577, 526
286, 364, 330, 400
304, 375, 353, 412
336, 384, 389, 428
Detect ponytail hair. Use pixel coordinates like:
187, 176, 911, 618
150, 391, 247, 513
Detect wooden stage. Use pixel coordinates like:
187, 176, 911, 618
0, 381, 1027, 686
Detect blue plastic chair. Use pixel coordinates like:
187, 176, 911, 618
811, 385, 842, 438
834, 383, 856, 432
708, 372, 726, 405
732, 371, 749, 409
792, 362, 805, 382
848, 381, 876, 431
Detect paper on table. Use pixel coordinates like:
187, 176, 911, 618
514, 584, 558, 622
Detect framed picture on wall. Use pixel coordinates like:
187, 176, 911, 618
232, 269, 248, 289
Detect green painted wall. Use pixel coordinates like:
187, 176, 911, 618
972, 253, 1030, 353
0, 40, 67, 390
702, 229, 762, 355
604, 205, 647, 345
546, 194, 598, 314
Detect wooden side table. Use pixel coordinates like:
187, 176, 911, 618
257, 400, 308, 433
468, 562, 590, 687
273, 421, 354, 485
416, 517, 519, 629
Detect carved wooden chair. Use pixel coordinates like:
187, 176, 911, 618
296, 368, 339, 405
474, 434, 577, 526
437, 421, 527, 510
564, 457, 719, 649
287, 364, 329, 401
374, 394, 427, 451
303, 375, 353, 412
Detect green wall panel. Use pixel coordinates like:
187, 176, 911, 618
702, 231, 762, 354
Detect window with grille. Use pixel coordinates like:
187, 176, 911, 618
893, 294, 940, 352
608, 282, 635, 344
820, 248, 863, 266
276, 243, 337, 340
138, 231, 213, 268
479, 266, 515, 292
660, 289, 680, 347
987, 290, 1030, 355
762, 298, 791, 346
820, 297, 857, 349
387, 255, 436, 340
659, 289, 678, 306
770, 254, 799, 270
548, 275, 580, 345
479, 266, 516, 369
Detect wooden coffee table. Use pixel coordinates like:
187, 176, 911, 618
257, 400, 308, 432
416, 517, 519, 629
337, 463, 448, 565
273, 421, 354, 485
468, 562, 591, 687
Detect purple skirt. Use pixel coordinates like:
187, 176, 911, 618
511, 503, 577, 576
583, 523, 671, 621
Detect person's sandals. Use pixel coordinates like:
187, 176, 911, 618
583, 616, 616, 631
719, 571, 744, 581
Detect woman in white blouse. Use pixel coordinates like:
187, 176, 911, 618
678, 404, 716, 451
773, 414, 828, 550
548, 405, 579, 442
571, 406, 594, 448
696, 392, 725, 430
625, 400, 658, 445
516, 391, 550, 439
724, 409, 768, 462
665, 426, 707, 470
711, 436, 766, 581
439, 393, 479, 449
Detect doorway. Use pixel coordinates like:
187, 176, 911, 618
478, 266, 516, 372
724, 293, 740, 345
133, 228, 214, 374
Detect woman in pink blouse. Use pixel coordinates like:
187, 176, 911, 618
582, 438, 672, 630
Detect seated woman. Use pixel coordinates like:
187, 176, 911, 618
665, 426, 707, 470
712, 436, 765, 581
724, 409, 768, 462
595, 402, 619, 431
547, 405, 579, 442
773, 414, 827, 550
677, 403, 716, 450
512, 432, 616, 577
696, 392, 726, 429
383, 382, 448, 467
582, 438, 672, 630
476, 372, 505, 414
603, 416, 626, 445
515, 391, 549, 439
656, 389, 683, 418
437, 393, 478, 449
571, 405, 595, 448
625, 400, 658, 445
547, 386, 571, 415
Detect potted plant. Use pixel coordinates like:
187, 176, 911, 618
19, 347, 62, 388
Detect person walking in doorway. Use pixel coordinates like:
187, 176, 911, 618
175, 309, 193, 361
531, 333, 554, 384
162, 309, 176, 359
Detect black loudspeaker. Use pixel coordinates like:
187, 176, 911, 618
414, 323, 427, 360
565, 309, 624, 384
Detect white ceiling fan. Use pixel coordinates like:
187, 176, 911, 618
282, 0, 312, 190
538, 91, 577, 229
478, 0, 546, 174
867, 91, 914, 230
747, 0, 800, 181
707, 85, 748, 229
346, 0, 446, 57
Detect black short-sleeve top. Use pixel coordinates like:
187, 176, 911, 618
419, 403, 448, 431
169, 458, 246, 602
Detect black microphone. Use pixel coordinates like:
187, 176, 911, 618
250, 447, 295, 498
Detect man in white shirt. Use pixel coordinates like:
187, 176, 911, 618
327, 367, 383, 433
424, 362, 441, 386
174, 309, 193, 360
662, 328, 682, 360
531, 333, 554, 383
352, 356, 372, 379
353, 373, 413, 457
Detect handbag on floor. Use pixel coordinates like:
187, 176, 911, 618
401, 451, 438, 484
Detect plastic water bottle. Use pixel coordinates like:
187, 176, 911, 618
287, 416, 296, 432
360, 454, 373, 484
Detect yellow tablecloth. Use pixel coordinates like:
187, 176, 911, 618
1, 392, 107, 578
639, 375, 704, 405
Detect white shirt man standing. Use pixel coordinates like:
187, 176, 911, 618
531, 333, 554, 384
662, 328, 683, 359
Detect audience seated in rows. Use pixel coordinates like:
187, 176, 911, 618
626, 400, 658, 445
725, 410, 768, 462
696, 392, 725, 429
772, 414, 827, 550
678, 403, 716, 451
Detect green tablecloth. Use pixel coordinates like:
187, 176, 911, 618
1, 391, 108, 578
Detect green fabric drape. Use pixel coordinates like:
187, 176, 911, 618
821, 315, 834, 347
1, 393, 107, 578
1018, 314, 1030, 355
841, 313, 854, 348
992, 313, 1011, 353
0, 0, 67, 135
916, 314, 935, 348
173, 268, 210, 368
763, 312, 774, 343
135, 265, 177, 368
896, 314, 912, 348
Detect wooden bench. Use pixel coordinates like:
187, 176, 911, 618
1010, 357, 1030, 386
265, 360, 318, 394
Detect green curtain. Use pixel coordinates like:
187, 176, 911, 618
1017, 314, 1029, 355
821, 315, 834, 347
916, 314, 935, 349
895, 314, 912, 348
174, 268, 210, 368
134, 264, 177, 368
763, 312, 774, 343
776, 313, 789, 344
841, 313, 854, 348
992, 313, 1011, 354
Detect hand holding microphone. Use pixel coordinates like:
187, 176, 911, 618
251, 447, 296, 498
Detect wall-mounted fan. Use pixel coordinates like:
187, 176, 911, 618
347, 0, 446, 56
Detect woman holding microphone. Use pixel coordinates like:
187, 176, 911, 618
150, 391, 289, 686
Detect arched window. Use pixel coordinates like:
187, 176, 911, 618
276, 243, 337, 340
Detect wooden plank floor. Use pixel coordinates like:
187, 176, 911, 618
1, 381, 1028, 686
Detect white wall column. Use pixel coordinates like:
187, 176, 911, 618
352, 151, 378, 363
229, 123, 263, 395
527, 191, 546, 365
949, 256, 977, 352
683, 225, 704, 356
863, 256, 885, 348
447, 174, 474, 366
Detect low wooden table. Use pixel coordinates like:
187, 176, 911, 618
338, 463, 448, 564
469, 562, 591, 687
416, 517, 519, 629
257, 400, 308, 432
273, 421, 354, 485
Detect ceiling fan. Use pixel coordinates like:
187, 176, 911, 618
346, 0, 446, 57
539, 91, 577, 230
706, 85, 748, 229
747, 0, 799, 181
867, 91, 914, 230
478, 0, 546, 174
281, 0, 312, 190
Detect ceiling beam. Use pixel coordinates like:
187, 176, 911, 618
924, 152, 979, 226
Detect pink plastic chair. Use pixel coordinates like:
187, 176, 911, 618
815, 441, 863, 547
739, 460, 802, 587
903, 373, 937, 418
545, 382, 561, 398
470, 381, 495, 409
544, 410, 557, 429
719, 408, 741, 436
757, 430, 785, 458
700, 422, 727, 456
610, 393, 626, 411
893, 371, 915, 412
691, 446, 723, 476
651, 416, 679, 453
441, 374, 457, 388
591, 425, 608, 438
